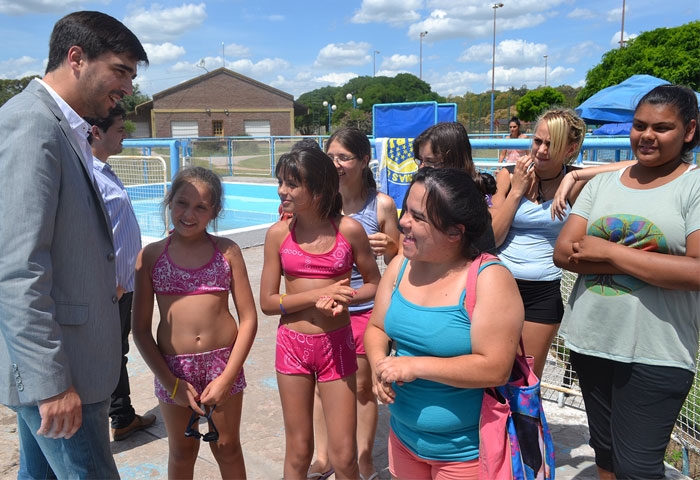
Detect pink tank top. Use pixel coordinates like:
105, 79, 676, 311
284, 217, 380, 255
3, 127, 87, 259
279, 218, 354, 279
151, 235, 231, 295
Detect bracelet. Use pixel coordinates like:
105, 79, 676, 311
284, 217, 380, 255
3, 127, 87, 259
170, 378, 179, 399
572, 170, 580, 181
279, 294, 288, 315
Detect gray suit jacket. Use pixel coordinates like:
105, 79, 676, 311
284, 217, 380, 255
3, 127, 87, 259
0, 79, 121, 406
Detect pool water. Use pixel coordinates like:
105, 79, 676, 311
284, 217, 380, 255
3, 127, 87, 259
128, 182, 280, 239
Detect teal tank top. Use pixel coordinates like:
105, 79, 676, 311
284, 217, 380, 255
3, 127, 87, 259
384, 258, 496, 461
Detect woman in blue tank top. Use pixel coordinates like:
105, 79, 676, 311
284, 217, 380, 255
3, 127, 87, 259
365, 168, 523, 479
490, 108, 586, 379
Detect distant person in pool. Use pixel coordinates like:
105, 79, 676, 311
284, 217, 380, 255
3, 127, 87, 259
133, 166, 258, 478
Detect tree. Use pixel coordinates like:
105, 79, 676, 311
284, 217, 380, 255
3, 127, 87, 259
516, 87, 566, 122
0, 76, 39, 107
577, 21, 700, 103
120, 84, 151, 113
294, 74, 444, 134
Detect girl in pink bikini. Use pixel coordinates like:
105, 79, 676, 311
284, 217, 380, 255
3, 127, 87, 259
133, 166, 258, 478
260, 148, 381, 479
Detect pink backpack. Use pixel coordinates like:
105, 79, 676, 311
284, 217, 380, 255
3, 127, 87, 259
465, 253, 556, 480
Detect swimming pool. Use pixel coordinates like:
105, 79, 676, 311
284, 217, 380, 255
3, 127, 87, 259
127, 181, 280, 241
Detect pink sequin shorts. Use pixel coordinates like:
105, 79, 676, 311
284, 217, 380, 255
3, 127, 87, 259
154, 346, 246, 404
275, 324, 358, 382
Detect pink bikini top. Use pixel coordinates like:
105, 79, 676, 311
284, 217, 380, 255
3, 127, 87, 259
151, 235, 231, 296
280, 218, 354, 279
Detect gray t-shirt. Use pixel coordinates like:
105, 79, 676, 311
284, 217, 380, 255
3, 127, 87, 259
560, 165, 700, 371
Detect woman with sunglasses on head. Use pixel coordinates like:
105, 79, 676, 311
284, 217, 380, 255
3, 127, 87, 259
554, 84, 700, 479
307, 128, 400, 480
133, 167, 258, 478
403, 122, 497, 252
489, 108, 586, 379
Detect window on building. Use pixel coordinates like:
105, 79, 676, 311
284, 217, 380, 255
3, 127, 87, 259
213, 120, 224, 137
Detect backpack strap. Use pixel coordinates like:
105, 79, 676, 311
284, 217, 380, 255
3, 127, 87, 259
465, 252, 500, 319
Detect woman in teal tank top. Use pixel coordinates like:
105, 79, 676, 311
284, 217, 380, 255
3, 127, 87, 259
365, 168, 524, 479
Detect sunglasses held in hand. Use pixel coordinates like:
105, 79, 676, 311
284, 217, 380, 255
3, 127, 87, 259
184, 404, 219, 442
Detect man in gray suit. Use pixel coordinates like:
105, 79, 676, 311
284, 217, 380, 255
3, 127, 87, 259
0, 11, 148, 478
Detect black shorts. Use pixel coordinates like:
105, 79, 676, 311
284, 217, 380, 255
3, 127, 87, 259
515, 278, 563, 324
570, 351, 693, 478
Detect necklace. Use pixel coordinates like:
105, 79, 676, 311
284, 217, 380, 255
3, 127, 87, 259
536, 165, 565, 202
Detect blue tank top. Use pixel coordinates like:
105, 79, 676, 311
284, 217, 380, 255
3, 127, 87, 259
384, 258, 485, 462
497, 197, 568, 281
348, 190, 380, 313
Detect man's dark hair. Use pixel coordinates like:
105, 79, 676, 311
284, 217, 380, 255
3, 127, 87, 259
46, 11, 148, 74
85, 104, 126, 133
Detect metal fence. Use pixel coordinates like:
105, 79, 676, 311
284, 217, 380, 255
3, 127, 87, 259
121, 135, 700, 464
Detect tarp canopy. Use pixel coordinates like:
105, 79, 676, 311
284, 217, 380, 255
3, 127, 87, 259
592, 122, 632, 135
576, 75, 668, 123
576, 74, 700, 124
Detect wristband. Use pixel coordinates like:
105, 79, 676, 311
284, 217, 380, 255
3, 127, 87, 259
170, 378, 180, 399
279, 294, 288, 315
572, 170, 580, 181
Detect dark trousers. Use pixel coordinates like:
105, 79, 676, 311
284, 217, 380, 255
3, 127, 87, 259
570, 351, 693, 479
109, 292, 136, 429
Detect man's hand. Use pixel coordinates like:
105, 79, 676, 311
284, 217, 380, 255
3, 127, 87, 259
37, 385, 82, 439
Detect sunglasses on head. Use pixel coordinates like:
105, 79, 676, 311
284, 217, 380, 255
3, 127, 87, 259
184, 404, 219, 442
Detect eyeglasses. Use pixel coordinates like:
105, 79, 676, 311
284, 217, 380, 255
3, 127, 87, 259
184, 404, 219, 442
414, 157, 444, 168
328, 154, 357, 163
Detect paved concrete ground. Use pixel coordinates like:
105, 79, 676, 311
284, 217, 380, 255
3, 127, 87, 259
0, 240, 686, 479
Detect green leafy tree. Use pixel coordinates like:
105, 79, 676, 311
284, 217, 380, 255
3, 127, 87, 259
516, 87, 566, 122
120, 84, 151, 113
294, 74, 444, 134
577, 21, 700, 103
0, 76, 40, 107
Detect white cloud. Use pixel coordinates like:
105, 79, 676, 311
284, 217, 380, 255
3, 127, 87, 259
0, 0, 103, 15
383, 53, 418, 70
143, 43, 186, 65
567, 8, 596, 20
124, 3, 207, 43
224, 43, 251, 59
352, 0, 422, 26
566, 41, 600, 64
0, 55, 42, 78
228, 58, 292, 77
315, 42, 372, 68
606, 7, 624, 23
609, 31, 637, 48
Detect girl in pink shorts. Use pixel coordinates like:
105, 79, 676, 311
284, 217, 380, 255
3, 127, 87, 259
260, 148, 381, 479
133, 167, 258, 479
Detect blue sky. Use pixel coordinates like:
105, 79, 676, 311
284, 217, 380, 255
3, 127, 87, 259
0, 1, 697, 100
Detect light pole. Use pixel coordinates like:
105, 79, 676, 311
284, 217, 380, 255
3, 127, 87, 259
490, 3, 503, 134
322, 101, 336, 133
619, 0, 626, 47
419, 31, 428, 80
222, 41, 225, 68
373, 50, 380, 77
346, 93, 363, 109
543, 55, 548, 87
